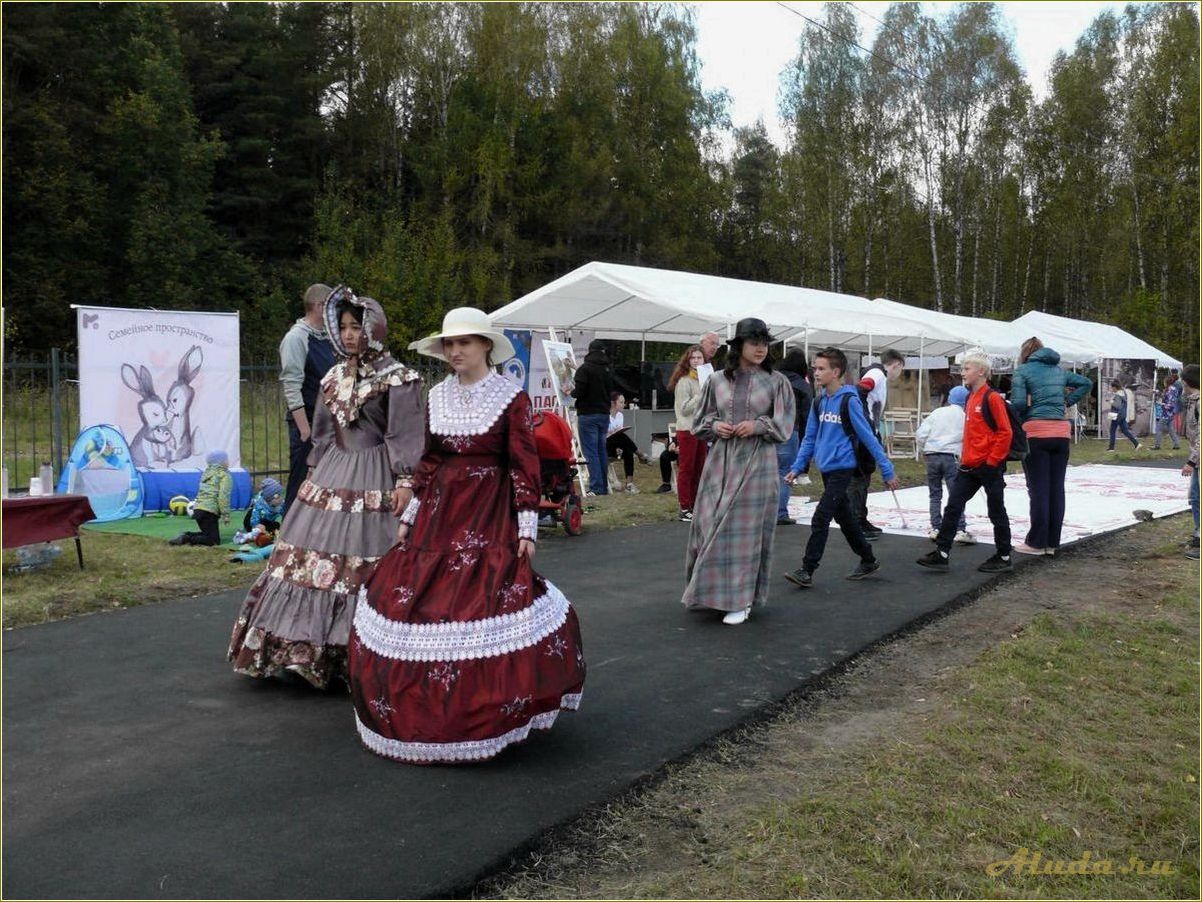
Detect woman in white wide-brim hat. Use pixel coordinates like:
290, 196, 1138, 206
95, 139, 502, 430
348, 307, 586, 764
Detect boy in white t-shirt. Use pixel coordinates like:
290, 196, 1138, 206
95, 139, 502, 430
915, 386, 974, 545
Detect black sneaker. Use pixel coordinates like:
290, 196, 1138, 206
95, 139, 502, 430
678, 510, 693, 522
1189, 536, 1200, 549
860, 521, 884, 537
978, 553, 1013, 573
654, 484, 673, 494
846, 558, 879, 580
916, 549, 949, 570
777, 516, 797, 526
168, 534, 187, 546
784, 568, 813, 588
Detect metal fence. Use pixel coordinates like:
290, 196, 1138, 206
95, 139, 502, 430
2, 350, 445, 489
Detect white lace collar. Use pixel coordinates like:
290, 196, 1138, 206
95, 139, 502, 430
428, 372, 520, 436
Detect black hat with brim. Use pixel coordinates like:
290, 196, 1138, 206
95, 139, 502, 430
729, 317, 773, 344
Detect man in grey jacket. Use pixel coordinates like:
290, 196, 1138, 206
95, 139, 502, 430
279, 283, 336, 515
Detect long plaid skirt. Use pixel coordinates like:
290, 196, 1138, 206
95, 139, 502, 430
681, 436, 779, 613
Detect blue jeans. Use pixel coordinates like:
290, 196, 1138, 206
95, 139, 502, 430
776, 431, 801, 519
577, 413, 610, 494
924, 453, 967, 533
1190, 465, 1199, 533
1108, 418, 1139, 448
1153, 417, 1180, 449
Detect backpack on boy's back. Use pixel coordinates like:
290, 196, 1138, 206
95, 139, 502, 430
979, 386, 1029, 462
837, 387, 881, 478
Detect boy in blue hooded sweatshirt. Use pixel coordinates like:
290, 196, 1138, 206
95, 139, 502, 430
783, 347, 899, 587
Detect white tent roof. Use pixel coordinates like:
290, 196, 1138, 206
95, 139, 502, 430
1010, 310, 1182, 369
870, 298, 1030, 363
489, 262, 969, 355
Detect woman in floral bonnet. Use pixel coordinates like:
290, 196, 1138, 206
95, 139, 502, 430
228, 285, 425, 688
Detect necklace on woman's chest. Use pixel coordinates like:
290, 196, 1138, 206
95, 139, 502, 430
456, 374, 489, 408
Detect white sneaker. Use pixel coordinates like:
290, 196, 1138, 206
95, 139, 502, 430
722, 607, 751, 625
928, 529, 939, 541
1012, 542, 1045, 555
954, 530, 976, 545
625, 482, 640, 494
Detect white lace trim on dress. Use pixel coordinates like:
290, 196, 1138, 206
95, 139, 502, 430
355, 692, 582, 762
400, 497, 421, 526
353, 581, 570, 661
517, 509, 539, 540
428, 372, 520, 436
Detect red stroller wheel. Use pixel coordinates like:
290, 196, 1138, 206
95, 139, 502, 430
563, 499, 583, 536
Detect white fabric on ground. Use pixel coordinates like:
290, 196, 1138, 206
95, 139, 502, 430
787, 464, 1190, 547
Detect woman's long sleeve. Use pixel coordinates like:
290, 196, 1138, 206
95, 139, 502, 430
690, 377, 720, 442
384, 379, 427, 490
505, 392, 541, 541
306, 399, 335, 468
752, 373, 796, 443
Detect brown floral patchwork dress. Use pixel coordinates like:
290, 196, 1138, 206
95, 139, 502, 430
228, 291, 425, 688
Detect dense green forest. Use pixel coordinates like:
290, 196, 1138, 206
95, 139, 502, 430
3, 2, 1197, 361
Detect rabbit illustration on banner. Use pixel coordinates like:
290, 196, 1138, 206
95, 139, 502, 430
121, 363, 173, 468
166, 345, 204, 462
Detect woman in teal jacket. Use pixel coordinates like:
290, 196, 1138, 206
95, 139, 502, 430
1010, 338, 1093, 554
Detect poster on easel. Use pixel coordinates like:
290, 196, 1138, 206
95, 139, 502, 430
541, 335, 590, 498
542, 340, 579, 410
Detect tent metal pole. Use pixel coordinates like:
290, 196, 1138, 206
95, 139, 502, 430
917, 335, 925, 424
804, 328, 809, 361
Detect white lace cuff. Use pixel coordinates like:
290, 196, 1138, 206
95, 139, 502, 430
394, 473, 414, 491
517, 509, 539, 541
400, 497, 421, 526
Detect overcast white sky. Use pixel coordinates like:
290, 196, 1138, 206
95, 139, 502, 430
692, 1, 1129, 146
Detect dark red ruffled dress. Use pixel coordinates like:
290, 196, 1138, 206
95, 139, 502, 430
348, 373, 585, 763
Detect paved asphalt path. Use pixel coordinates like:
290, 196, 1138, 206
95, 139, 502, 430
2, 518, 1045, 898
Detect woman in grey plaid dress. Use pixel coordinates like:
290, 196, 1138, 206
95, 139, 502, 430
682, 318, 796, 624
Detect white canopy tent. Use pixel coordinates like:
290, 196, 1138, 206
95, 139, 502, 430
1010, 310, 1183, 370
489, 262, 969, 355
870, 298, 1033, 366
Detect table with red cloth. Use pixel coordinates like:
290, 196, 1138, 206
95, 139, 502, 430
2, 494, 96, 569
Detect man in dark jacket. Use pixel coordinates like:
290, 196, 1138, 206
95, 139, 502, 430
776, 349, 813, 524
573, 339, 615, 495
279, 283, 336, 515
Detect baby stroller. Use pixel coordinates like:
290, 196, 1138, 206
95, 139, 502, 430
532, 409, 584, 536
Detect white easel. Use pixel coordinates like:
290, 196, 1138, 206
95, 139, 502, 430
546, 328, 591, 498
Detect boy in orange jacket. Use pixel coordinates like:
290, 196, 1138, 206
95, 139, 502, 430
916, 350, 1013, 573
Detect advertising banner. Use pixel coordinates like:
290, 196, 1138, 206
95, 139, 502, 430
76, 306, 241, 469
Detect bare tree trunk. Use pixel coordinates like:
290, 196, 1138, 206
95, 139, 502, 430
924, 156, 943, 310
970, 204, 982, 317
1160, 219, 1170, 307
989, 194, 1002, 314
827, 169, 836, 292
1041, 252, 1049, 312
952, 164, 965, 314
1132, 181, 1147, 290
1021, 228, 1034, 311
863, 217, 874, 296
